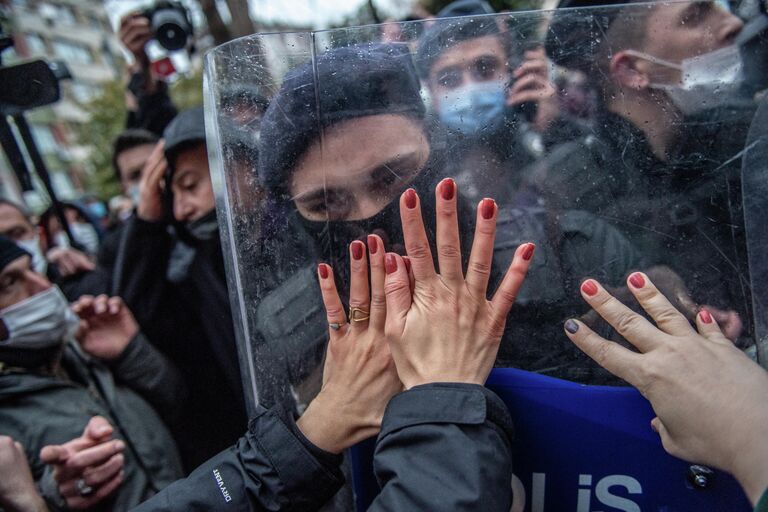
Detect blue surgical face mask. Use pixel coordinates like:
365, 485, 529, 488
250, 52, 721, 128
436, 80, 507, 136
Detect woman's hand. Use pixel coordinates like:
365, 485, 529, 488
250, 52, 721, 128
383, 179, 535, 389
564, 272, 768, 505
297, 235, 402, 454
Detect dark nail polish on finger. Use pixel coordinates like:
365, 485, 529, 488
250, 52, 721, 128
581, 280, 598, 297
367, 235, 378, 254
480, 198, 495, 220
522, 243, 535, 261
628, 272, 645, 289
564, 319, 579, 334
440, 178, 455, 201
404, 189, 417, 209
351, 241, 364, 260
318, 264, 329, 279
385, 253, 398, 274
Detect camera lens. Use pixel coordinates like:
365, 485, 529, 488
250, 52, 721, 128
152, 7, 191, 51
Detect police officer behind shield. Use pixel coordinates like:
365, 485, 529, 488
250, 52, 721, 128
527, 0, 753, 340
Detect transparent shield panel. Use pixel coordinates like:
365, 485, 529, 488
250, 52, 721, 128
206, 3, 765, 509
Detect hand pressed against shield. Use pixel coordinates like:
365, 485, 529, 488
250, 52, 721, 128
564, 273, 768, 506
383, 178, 535, 389
297, 234, 401, 454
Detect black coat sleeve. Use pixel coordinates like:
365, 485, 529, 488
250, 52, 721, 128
130, 406, 344, 512
126, 70, 178, 136
110, 332, 187, 425
370, 383, 515, 512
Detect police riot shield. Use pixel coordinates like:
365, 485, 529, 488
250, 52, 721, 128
205, 2, 766, 510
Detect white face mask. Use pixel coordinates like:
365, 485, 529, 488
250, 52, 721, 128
55, 223, 99, 255
0, 286, 79, 350
16, 236, 48, 275
625, 45, 745, 115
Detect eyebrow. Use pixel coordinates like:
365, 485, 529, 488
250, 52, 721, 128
292, 151, 423, 203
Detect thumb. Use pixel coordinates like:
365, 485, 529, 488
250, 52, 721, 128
85, 416, 113, 440
384, 253, 412, 333
40, 445, 66, 464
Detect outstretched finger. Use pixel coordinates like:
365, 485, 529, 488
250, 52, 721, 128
399, 189, 437, 281
368, 235, 387, 331
579, 279, 662, 353
58, 440, 125, 481
626, 272, 694, 336
490, 243, 535, 322
84, 416, 113, 442
465, 198, 497, 297
318, 264, 347, 335
696, 308, 732, 346
563, 318, 643, 385
348, 241, 371, 330
384, 253, 412, 338
435, 178, 463, 286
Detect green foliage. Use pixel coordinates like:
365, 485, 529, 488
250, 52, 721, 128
169, 69, 204, 110
73, 80, 127, 201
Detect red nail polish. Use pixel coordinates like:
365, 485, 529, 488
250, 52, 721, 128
351, 241, 364, 260
480, 198, 495, 220
629, 272, 645, 289
403, 257, 412, 274
581, 280, 598, 297
522, 243, 535, 261
700, 308, 713, 324
367, 235, 378, 254
404, 189, 417, 209
440, 178, 455, 201
385, 253, 398, 274
318, 264, 329, 279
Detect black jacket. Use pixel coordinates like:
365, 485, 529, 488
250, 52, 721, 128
524, 108, 754, 318
113, 216, 248, 469
132, 383, 514, 512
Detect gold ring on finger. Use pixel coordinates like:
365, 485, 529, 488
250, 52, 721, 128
349, 307, 370, 323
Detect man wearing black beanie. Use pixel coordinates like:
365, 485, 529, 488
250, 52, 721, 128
0, 235, 184, 511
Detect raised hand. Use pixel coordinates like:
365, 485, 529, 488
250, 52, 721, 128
564, 272, 768, 505
383, 178, 534, 388
136, 140, 167, 222
0, 437, 47, 512
39, 416, 125, 510
297, 235, 402, 454
72, 295, 139, 361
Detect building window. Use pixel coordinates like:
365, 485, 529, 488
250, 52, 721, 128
52, 40, 93, 65
25, 33, 47, 55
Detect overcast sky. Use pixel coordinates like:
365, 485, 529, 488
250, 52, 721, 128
105, 0, 414, 31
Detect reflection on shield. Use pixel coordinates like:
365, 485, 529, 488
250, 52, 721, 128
205, 3, 765, 510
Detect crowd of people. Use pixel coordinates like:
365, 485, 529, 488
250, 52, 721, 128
1, 0, 768, 510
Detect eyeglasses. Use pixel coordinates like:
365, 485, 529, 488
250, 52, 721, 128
434, 55, 505, 90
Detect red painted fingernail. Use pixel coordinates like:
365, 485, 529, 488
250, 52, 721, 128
404, 189, 417, 209
318, 264, 329, 279
480, 198, 495, 220
367, 235, 378, 254
385, 253, 398, 274
629, 272, 645, 289
581, 280, 598, 297
700, 308, 713, 324
351, 241, 364, 260
522, 243, 535, 261
403, 257, 412, 274
440, 178, 455, 201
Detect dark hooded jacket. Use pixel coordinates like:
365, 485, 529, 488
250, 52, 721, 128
131, 383, 515, 512
0, 334, 184, 511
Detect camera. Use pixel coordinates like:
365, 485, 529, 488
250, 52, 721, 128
141, 1, 193, 52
